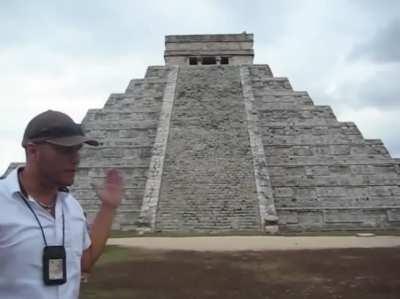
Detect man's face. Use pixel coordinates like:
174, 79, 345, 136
32, 142, 82, 187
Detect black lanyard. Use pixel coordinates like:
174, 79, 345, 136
18, 192, 65, 247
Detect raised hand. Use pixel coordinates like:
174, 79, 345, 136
98, 169, 124, 209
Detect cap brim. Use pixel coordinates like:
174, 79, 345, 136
45, 136, 99, 147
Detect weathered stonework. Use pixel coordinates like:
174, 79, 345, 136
240, 65, 278, 232
73, 66, 171, 230
3, 33, 400, 233
138, 66, 179, 231
165, 33, 254, 66
155, 65, 259, 233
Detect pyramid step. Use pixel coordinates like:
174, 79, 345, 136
258, 104, 335, 113
248, 64, 273, 78
256, 101, 313, 110
73, 190, 144, 203
80, 146, 152, 160
273, 185, 400, 199
75, 166, 149, 178
263, 143, 392, 158
364, 139, 392, 157
82, 111, 160, 126
268, 164, 399, 177
144, 66, 171, 79
265, 155, 395, 166
250, 77, 293, 91
83, 120, 158, 130
258, 106, 338, 126
125, 79, 145, 94
254, 91, 314, 106
277, 208, 400, 230
261, 122, 361, 137
103, 93, 129, 110
270, 173, 399, 187
262, 133, 364, 145
276, 196, 400, 209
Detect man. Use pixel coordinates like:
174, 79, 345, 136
0, 110, 124, 298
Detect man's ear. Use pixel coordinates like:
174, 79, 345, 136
25, 143, 39, 160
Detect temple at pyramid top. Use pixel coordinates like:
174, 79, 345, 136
164, 32, 254, 65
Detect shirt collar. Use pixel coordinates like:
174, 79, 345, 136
3, 167, 23, 197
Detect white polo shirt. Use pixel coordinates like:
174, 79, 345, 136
0, 168, 91, 299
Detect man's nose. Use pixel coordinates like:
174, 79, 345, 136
71, 150, 80, 164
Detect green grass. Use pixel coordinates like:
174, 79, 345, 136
94, 245, 132, 265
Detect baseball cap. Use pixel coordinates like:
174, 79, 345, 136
22, 110, 99, 147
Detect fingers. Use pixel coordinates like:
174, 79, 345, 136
105, 169, 123, 186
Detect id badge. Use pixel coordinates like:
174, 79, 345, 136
43, 246, 67, 285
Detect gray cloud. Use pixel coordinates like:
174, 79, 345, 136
328, 67, 400, 110
0, 1, 160, 56
349, 18, 400, 63
212, 0, 297, 43
357, 69, 400, 107
352, 0, 400, 18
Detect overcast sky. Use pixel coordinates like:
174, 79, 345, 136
1, 0, 400, 172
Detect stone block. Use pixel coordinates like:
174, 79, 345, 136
323, 210, 363, 223
387, 209, 400, 222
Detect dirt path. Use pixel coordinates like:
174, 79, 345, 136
108, 235, 400, 251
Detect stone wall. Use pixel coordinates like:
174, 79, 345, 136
245, 64, 400, 231
72, 66, 172, 230
165, 33, 254, 65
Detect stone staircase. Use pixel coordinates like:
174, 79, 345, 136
245, 64, 400, 231
155, 65, 260, 233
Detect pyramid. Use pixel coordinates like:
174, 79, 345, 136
68, 33, 400, 233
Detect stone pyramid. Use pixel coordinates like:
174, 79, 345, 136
71, 33, 400, 233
